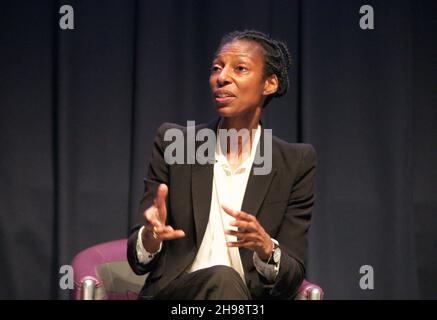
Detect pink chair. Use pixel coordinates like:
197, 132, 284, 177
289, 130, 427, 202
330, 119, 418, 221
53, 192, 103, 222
71, 239, 323, 300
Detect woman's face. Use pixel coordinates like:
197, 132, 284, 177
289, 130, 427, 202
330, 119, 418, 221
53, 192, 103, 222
209, 40, 277, 120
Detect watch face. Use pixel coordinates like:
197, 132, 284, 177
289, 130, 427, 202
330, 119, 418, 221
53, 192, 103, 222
273, 247, 281, 263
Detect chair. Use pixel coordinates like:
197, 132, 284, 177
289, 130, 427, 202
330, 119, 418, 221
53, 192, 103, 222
71, 239, 323, 300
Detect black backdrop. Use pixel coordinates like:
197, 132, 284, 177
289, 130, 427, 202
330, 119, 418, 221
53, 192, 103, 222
0, 0, 435, 299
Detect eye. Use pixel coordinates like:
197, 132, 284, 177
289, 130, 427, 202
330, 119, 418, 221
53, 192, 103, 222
235, 65, 247, 72
211, 65, 221, 73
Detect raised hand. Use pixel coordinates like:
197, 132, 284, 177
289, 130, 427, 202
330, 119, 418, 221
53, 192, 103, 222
142, 184, 185, 252
222, 205, 272, 261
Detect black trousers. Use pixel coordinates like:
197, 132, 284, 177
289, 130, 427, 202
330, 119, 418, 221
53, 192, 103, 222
153, 265, 251, 300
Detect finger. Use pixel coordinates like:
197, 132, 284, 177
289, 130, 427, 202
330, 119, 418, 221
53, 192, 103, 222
227, 240, 256, 248
154, 184, 168, 210
225, 230, 258, 239
229, 220, 255, 232
158, 229, 186, 241
144, 208, 162, 227
222, 205, 254, 221
153, 224, 178, 234
144, 207, 156, 220
221, 205, 239, 218
144, 208, 158, 225
152, 224, 185, 240
164, 225, 174, 232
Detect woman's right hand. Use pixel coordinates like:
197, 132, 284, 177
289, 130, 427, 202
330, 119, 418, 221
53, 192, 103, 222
141, 184, 185, 252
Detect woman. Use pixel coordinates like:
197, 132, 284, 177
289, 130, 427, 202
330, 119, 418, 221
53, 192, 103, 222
127, 30, 316, 300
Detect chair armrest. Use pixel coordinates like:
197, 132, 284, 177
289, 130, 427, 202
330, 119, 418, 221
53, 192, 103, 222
295, 279, 324, 300
80, 278, 98, 300
71, 239, 128, 300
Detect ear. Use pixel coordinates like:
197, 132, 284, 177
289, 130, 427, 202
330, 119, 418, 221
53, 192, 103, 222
262, 74, 279, 96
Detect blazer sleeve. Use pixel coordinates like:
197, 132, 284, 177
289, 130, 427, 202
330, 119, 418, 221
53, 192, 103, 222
127, 123, 171, 275
270, 144, 316, 299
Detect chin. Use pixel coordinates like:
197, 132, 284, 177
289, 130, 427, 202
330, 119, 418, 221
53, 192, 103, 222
215, 101, 235, 110
215, 107, 234, 118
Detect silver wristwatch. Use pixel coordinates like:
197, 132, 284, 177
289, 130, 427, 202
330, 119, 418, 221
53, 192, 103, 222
267, 238, 281, 265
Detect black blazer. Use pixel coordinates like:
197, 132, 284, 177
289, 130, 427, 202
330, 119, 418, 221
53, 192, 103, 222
127, 119, 316, 299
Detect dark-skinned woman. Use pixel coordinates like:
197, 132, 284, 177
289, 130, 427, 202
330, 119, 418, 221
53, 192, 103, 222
127, 30, 316, 300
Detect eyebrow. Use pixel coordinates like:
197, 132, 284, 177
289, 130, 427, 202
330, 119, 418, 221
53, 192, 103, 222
213, 54, 252, 61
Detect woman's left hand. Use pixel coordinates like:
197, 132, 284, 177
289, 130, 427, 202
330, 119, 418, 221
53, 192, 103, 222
222, 205, 273, 261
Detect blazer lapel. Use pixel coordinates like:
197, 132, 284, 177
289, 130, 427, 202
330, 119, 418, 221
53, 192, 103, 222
240, 127, 277, 272
191, 118, 220, 247
191, 163, 213, 247
241, 126, 277, 217
241, 168, 277, 217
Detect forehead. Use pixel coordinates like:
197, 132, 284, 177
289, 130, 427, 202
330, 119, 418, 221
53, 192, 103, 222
214, 40, 264, 62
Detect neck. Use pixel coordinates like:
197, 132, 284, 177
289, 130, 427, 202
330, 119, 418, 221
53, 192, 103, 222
218, 107, 261, 164
220, 107, 261, 131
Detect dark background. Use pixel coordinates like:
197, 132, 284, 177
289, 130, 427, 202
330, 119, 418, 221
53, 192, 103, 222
0, 0, 435, 299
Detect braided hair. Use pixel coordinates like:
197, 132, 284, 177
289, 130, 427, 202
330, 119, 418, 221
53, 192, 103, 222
217, 30, 292, 107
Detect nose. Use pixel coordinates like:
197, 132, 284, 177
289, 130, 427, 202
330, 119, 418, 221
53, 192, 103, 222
217, 67, 232, 87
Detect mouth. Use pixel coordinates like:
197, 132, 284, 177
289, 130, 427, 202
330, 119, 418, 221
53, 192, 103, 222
214, 90, 236, 105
